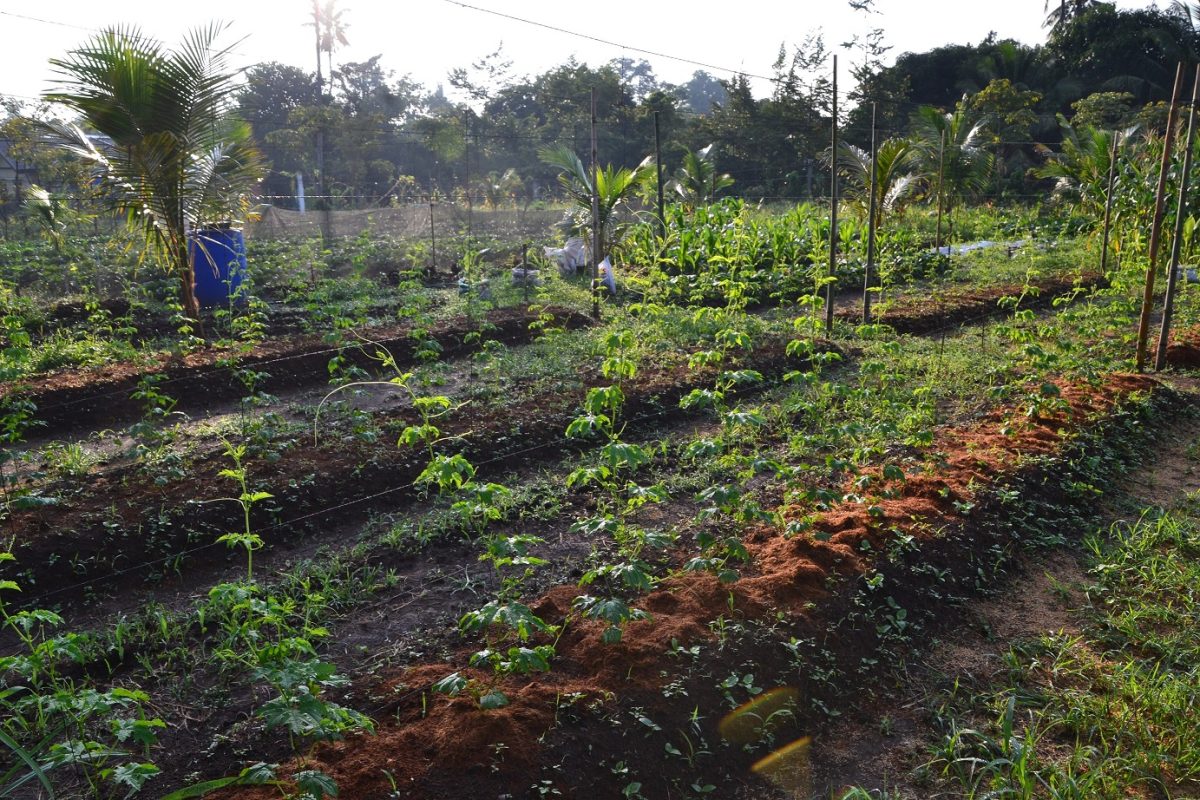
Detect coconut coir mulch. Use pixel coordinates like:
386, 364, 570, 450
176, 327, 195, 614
220, 371, 1158, 800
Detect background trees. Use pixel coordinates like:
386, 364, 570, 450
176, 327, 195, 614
3, 1, 1197, 231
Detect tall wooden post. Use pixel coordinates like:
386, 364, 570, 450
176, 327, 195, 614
1099, 132, 1119, 276
1136, 61, 1185, 371
591, 88, 602, 321
654, 110, 665, 240
1156, 64, 1200, 370
464, 111, 473, 245
864, 102, 879, 324
934, 129, 946, 253
825, 54, 838, 336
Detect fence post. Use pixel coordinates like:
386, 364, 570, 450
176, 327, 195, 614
1156, 63, 1200, 370
591, 87, 601, 321
864, 102, 878, 325
1136, 61, 1185, 370
825, 54, 838, 336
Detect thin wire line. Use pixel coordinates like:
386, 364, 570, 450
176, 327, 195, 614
0, 9, 95, 32
439, 0, 779, 84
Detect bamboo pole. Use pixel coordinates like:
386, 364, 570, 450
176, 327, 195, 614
825, 54, 838, 336
1156, 64, 1200, 370
1135, 61, 1185, 371
1099, 132, 1119, 276
591, 88, 601, 321
864, 102, 879, 324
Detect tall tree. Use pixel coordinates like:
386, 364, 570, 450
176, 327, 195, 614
910, 102, 994, 235
1043, 0, 1098, 31
306, 0, 350, 95
448, 43, 513, 104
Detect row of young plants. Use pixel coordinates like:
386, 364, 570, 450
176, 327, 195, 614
236, 261, 1180, 796
191, 263, 1193, 795
0, 225, 584, 389
1, 227, 1192, 797
618, 199, 1098, 309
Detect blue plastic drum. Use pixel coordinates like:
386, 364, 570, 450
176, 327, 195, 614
190, 226, 248, 307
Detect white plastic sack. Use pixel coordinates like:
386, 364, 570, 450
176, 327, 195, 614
599, 256, 616, 296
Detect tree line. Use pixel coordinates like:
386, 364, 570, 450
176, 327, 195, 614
4, 0, 1200, 219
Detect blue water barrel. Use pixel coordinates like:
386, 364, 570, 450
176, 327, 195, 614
190, 226, 248, 307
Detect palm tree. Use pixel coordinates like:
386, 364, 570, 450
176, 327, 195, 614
479, 168, 523, 209
1033, 119, 1121, 209
1043, 0, 1097, 30
910, 103, 994, 237
307, 0, 350, 95
22, 185, 73, 253
671, 144, 734, 208
833, 138, 919, 233
538, 145, 654, 260
1033, 118, 1151, 230
44, 24, 265, 330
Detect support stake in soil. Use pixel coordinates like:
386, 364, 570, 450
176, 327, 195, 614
591, 87, 602, 321
825, 54, 839, 336
1099, 131, 1119, 276
1156, 64, 1200, 370
1136, 61, 1186, 370
864, 102, 879, 325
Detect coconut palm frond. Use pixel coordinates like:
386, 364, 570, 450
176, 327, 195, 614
42, 25, 264, 328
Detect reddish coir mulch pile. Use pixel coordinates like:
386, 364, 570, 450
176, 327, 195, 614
222, 372, 1157, 800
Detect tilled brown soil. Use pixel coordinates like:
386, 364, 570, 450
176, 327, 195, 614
213, 372, 1171, 800
5, 304, 591, 437
1, 336, 817, 607
834, 271, 1105, 334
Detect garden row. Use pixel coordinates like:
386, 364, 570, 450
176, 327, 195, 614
2, 255, 1171, 796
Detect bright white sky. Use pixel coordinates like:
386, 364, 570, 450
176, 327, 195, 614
0, 0, 1166, 107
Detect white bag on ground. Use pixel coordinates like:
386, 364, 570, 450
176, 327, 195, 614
599, 256, 616, 295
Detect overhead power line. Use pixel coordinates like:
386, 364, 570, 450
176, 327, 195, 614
0, 9, 96, 32
439, 0, 778, 84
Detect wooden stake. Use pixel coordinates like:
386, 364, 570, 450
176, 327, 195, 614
1156, 64, 1200, 370
934, 129, 945, 253
825, 54, 838, 336
1135, 61, 1185, 371
864, 102, 879, 325
464, 111, 473, 245
429, 196, 437, 273
591, 88, 601, 321
654, 110, 665, 240
1099, 132, 1119, 276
